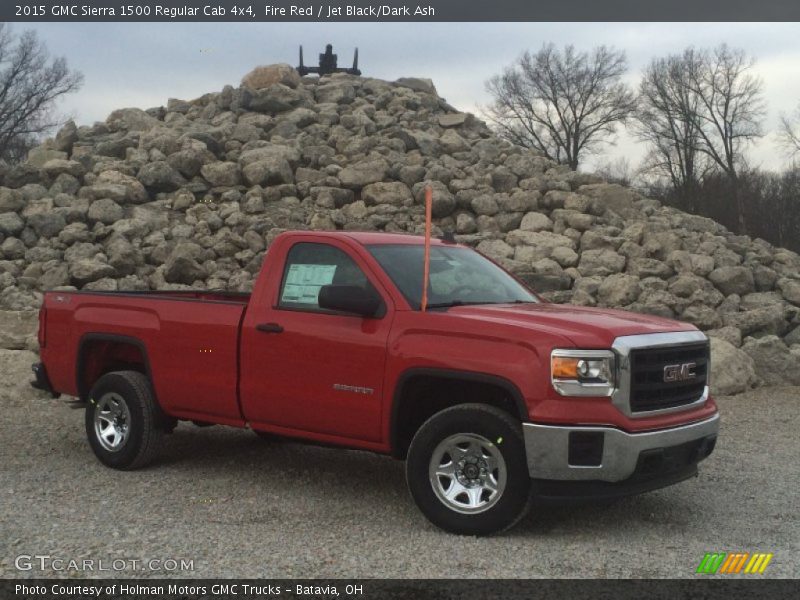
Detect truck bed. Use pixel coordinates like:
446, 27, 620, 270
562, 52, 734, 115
41, 289, 250, 425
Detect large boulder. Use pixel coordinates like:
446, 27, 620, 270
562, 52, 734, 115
39, 263, 70, 290
164, 242, 207, 285
105, 236, 139, 276
315, 81, 356, 104
709, 338, 759, 396
247, 84, 303, 113
69, 258, 116, 286
27, 147, 67, 167
519, 212, 553, 232
395, 77, 437, 95
27, 212, 66, 238
707, 325, 743, 347
777, 278, 800, 306
0, 212, 25, 236
54, 120, 79, 153
708, 266, 755, 296
93, 171, 149, 204
241, 64, 301, 90
438, 113, 469, 128
362, 182, 412, 207
577, 249, 626, 277
200, 162, 241, 187
741, 335, 800, 386
87, 198, 124, 225
0, 311, 38, 350
413, 181, 456, 218
477, 239, 514, 261
722, 307, 789, 337
680, 305, 722, 330
576, 183, 639, 218
241, 158, 293, 187
440, 129, 470, 154
507, 231, 575, 264
42, 159, 84, 179
168, 147, 215, 178
626, 257, 673, 279
1, 237, 25, 259
106, 107, 160, 132
0, 188, 24, 212
339, 159, 390, 190
310, 186, 354, 209
597, 273, 641, 306
137, 161, 186, 192
239, 144, 300, 168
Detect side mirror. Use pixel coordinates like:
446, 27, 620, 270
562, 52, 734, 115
318, 285, 382, 317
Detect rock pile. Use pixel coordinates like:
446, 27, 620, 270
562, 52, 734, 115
1, 63, 799, 394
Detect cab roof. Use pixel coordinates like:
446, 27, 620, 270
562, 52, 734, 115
343, 231, 453, 246
281, 230, 457, 246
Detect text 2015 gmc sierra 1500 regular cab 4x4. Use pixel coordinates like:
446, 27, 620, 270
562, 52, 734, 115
32, 230, 718, 535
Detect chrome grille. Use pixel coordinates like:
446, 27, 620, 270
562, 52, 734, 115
628, 342, 709, 413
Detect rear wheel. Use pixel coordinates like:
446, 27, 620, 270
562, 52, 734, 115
406, 403, 532, 535
85, 371, 164, 470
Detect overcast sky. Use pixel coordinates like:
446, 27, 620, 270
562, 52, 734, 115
24, 22, 800, 172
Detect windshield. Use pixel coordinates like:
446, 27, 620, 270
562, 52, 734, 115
367, 244, 538, 310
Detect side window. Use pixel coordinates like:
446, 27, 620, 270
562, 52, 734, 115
278, 242, 370, 311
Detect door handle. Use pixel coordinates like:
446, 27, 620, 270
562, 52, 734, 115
256, 322, 284, 334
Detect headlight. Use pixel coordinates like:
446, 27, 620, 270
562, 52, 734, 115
550, 349, 616, 397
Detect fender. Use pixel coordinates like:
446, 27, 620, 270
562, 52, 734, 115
75, 333, 154, 401
389, 367, 529, 457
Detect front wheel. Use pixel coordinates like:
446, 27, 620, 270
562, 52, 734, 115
406, 403, 532, 535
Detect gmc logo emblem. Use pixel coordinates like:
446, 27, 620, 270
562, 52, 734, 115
663, 362, 697, 382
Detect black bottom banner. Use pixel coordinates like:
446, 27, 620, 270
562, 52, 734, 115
3, 579, 799, 600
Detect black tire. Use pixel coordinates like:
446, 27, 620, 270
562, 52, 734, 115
406, 403, 532, 535
85, 371, 165, 470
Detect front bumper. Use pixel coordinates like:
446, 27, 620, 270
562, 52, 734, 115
523, 413, 719, 485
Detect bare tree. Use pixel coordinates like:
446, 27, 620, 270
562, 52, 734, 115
685, 45, 765, 182
635, 45, 765, 231
483, 44, 636, 170
592, 156, 636, 187
778, 103, 800, 156
0, 25, 83, 163
635, 50, 709, 212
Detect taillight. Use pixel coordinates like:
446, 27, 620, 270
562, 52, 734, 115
38, 306, 47, 349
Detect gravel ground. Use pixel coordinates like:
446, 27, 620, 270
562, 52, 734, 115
1, 349, 798, 579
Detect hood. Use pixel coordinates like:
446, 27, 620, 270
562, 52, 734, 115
444, 302, 697, 348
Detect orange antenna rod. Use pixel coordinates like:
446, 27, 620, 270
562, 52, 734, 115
421, 185, 432, 312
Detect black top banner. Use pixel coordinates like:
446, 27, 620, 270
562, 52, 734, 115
4, 0, 800, 22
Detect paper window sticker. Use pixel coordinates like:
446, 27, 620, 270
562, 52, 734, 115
281, 263, 338, 304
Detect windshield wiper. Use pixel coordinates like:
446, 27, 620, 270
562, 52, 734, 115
425, 301, 464, 309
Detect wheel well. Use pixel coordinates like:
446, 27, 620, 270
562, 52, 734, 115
77, 338, 148, 400
390, 372, 526, 459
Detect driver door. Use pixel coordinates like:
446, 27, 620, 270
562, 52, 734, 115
240, 240, 392, 442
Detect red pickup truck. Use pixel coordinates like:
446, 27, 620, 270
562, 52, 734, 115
32, 230, 718, 535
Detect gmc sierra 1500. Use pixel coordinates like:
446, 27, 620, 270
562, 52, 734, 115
32, 230, 718, 534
